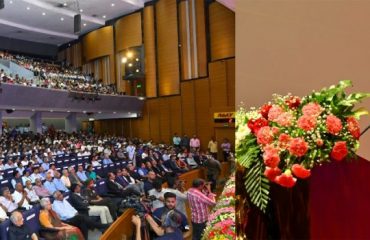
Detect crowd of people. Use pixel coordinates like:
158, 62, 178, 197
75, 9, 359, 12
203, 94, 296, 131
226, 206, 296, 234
0, 52, 119, 95
0, 128, 234, 240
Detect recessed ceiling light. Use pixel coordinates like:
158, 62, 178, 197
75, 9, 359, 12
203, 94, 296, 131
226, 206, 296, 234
83, 23, 87, 26
113, 112, 117, 114
50, 110, 53, 112
135, 58, 139, 61
79, 9, 83, 12
111, 3, 115, 7
26, 6, 30, 10
12, 108, 15, 111
31, 109, 35, 112
102, 15, 106, 19
128, 63, 133, 67
60, 17, 64, 21
98, 111, 102, 114
126, 51, 133, 58
83, 111, 87, 113
67, 110, 71, 113
63, 2, 67, 6
9, 1, 13, 4
121, 57, 127, 63
42, 12, 46, 16
136, 69, 139, 72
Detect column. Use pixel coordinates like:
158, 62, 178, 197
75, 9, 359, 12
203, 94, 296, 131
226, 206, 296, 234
65, 113, 77, 133
30, 112, 42, 134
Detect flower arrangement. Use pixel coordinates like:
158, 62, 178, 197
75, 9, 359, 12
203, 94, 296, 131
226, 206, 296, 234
236, 80, 370, 212
202, 174, 236, 240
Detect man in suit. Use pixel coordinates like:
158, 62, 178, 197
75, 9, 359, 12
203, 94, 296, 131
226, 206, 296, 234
106, 172, 139, 198
69, 184, 113, 224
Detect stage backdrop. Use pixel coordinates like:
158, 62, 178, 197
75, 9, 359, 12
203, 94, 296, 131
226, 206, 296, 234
236, 0, 370, 159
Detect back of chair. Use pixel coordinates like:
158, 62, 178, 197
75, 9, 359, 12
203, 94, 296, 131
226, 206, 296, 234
0, 219, 10, 240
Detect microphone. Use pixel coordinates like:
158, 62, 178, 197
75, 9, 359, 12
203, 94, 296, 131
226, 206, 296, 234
361, 124, 370, 137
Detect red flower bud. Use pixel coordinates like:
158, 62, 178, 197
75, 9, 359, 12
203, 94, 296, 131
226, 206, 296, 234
291, 164, 311, 179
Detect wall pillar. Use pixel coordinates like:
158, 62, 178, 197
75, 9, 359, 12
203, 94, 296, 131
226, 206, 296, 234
30, 112, 42, 134
65, 113, 77, 133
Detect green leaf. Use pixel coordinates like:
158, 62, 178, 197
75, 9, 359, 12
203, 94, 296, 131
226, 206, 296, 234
244, 161, 270, 213
353, 107, 369, 119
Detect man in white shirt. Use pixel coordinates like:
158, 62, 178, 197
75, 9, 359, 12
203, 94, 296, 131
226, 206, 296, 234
126, 143, 136, 161
148, 180, 166, 211
0, 187, 19, 214
24, 180, 40, 204
0, 202, 7, 221
12, 183, 32, 210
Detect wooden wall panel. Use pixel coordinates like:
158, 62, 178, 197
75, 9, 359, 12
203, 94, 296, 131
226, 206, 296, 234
159, 98, 171, 143
169, 96, 183, 137
209, 2, 235, 61
115, 12, 142, 52
82, 26, 114, 61
156, 0, 180, 96
180, 81, 196, 136
209, 61, 228, 108
227, 58, 235, 107
194, 78, 213, 150
179, 1, 190, 80
147, 99, 160, 142
195, 0, 208, 77
143, 5, 157, 98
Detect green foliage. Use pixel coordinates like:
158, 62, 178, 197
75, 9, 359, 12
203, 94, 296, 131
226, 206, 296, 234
244, 161, 270, 213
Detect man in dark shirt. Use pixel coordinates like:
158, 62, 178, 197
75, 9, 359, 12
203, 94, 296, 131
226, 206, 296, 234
82, 179, 118, 220
8, 211, 38, 240
143, 171, 157, 195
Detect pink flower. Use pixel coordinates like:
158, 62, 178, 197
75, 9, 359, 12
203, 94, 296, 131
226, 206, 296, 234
268, 105, 284, 121
278, 133, 291, 149
271, 127, 280, 135
302, 102, 323, 117
275, 112, 294, 127
330, 141, 348, 161
347, 116, 360, 139
326, 114, 342, 135
297, 115, 317, 131
256, 126, 274, 145
263, 145, 280, 168
288, 137, 309, 157
275, 172, 297, 188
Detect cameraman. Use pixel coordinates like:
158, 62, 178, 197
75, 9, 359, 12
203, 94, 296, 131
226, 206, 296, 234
132, 210, 184, 240
187, 178, 216, 240
147, 192, 190, 239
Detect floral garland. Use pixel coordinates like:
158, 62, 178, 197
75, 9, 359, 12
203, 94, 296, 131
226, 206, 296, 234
202, 174, 236, 240
236, 80, 370, 212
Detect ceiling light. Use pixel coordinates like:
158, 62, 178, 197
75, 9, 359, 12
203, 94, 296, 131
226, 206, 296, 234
83, 23, 87, 26
50, 110, 53, 112
102, 15, 106, 19
83, 111, 87, 113
26, 6, 30, 10
98, 111, 102, 114
79, 9, 83, 12
111, 3, 115, 7
138, 97, 145, 100
63, 2, 67, 6
113, 112, 117, 114
121, 57, 127, 63
89, 118, 95, 121
31, 109, 35, 112
42, 12, 46, 16
126, 51, 133, 58
136, 69, 139, 73
60, 17, 64, 21
135, 58, 139, 61
9, 1, 13, 4
67, 110, 71, 113
128, 63, 133, 67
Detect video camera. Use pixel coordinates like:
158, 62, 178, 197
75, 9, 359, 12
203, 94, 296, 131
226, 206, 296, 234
120, 195, 156, 217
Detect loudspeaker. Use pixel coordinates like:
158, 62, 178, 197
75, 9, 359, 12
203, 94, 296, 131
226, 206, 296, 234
74, 14, 81, 34
0, 0, 4, 9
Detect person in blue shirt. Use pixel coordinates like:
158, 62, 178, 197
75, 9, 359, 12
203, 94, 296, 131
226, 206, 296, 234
52, 191, 108, 239
76, 165, 88, 182
43, 173, 57, 195
41, 157, 50, 171
102, 157, 113, 165
53, 171, 69, 193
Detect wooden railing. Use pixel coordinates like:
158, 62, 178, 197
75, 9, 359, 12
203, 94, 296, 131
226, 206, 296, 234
101, 163, 231, 239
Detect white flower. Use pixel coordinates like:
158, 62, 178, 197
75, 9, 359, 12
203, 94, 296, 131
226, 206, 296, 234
236, 124, 251, 146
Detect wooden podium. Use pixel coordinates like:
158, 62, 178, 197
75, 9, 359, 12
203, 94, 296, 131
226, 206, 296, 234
244, 156, 370, 239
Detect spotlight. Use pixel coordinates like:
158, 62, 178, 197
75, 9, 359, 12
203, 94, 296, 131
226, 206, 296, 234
126, 51, 133, 58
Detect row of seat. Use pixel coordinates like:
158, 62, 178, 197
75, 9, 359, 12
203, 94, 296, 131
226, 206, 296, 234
0, 178, 114, 240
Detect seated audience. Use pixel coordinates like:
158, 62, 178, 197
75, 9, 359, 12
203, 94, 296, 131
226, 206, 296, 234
39, 197, 84, 240
0, 187, 19, 214
12, 183, 32, 210
8, 211, 38, 240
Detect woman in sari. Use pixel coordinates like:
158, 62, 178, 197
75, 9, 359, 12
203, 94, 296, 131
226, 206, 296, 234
39, 197, 84, 240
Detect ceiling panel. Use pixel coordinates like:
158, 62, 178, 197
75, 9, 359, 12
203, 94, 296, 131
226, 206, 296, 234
0, 0, 149, 46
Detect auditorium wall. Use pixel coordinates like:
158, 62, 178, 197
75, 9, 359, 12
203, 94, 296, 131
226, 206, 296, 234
236, 0, 370, 158
70, 1, 235, 151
